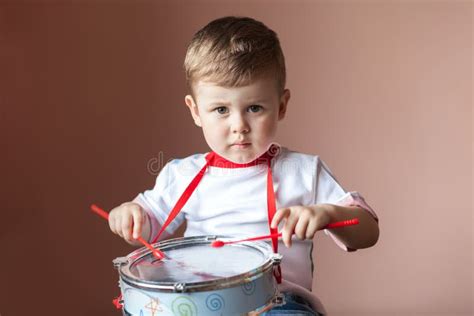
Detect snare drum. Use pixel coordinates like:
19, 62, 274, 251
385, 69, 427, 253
113, 235, 283, 316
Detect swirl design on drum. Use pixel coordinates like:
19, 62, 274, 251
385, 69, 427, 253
206, 293, 225, 311
241, 280, 256, 295
172, 296, 197, 316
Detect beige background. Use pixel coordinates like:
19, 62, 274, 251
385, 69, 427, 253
1, 1, 472, 315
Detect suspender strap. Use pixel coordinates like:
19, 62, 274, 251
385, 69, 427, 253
151, 157, 210, 244
266, 159, 281, 283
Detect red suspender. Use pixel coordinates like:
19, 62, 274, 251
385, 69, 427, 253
266, 159, 282, 283
151, 155, 211, 244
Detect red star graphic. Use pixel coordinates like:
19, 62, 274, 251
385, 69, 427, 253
145, 297, 163, 316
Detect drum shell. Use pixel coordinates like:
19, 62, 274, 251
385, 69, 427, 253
115, 236, 281, 316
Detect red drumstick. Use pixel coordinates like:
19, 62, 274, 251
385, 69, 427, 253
211, 218, 359, 248
90, 204, 165, 260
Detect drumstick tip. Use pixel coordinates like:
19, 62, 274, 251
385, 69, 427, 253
211, 240, 225, 248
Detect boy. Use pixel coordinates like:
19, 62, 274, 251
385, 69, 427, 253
108, 16, 379, 315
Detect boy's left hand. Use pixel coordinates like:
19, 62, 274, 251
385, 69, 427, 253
270, 204, 331, 247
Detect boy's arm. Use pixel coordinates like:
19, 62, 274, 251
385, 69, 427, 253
320, 204, 379, 250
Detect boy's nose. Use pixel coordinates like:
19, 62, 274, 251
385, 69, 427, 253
231, 115, 250, 134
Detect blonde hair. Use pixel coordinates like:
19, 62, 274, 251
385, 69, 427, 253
184, 16, 286, 95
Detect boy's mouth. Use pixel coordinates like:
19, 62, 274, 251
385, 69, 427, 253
231, 142, 251, 148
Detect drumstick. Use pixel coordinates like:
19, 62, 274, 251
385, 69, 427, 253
90, 204, 165, 260
211, 218, 359, 248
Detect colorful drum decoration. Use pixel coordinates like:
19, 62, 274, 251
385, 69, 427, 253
113, 235, 283, 316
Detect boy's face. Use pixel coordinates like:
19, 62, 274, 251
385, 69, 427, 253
185, 76, 290, 163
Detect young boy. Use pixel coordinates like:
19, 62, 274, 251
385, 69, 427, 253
108, 16, 379, 315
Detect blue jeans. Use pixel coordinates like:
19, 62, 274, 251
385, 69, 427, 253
262, 292, 321, 315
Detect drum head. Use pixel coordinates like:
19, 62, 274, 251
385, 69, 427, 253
118, 236, 275, 291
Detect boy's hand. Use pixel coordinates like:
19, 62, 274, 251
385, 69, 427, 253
108, 202, 149, 245
270, 204, 331, 247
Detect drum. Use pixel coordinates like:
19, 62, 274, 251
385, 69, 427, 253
113, 235, 284, 316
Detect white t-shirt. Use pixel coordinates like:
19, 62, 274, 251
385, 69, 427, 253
134, 147, 377, 315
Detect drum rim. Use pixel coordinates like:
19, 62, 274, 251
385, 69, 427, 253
116, 235, 279, 292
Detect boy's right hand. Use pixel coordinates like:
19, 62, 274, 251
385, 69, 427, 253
108, 202, 150, 245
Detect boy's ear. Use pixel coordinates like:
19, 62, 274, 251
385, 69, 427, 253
184, 95, 202, 127
278, 89, 291, 120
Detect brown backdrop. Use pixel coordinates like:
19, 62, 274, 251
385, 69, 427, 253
1, 1, 472, 315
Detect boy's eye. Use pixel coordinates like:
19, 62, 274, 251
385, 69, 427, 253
248, 105, 263, 113
215, 107, 228, 114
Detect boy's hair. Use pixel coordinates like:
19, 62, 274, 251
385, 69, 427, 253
184, 16, 286, 95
